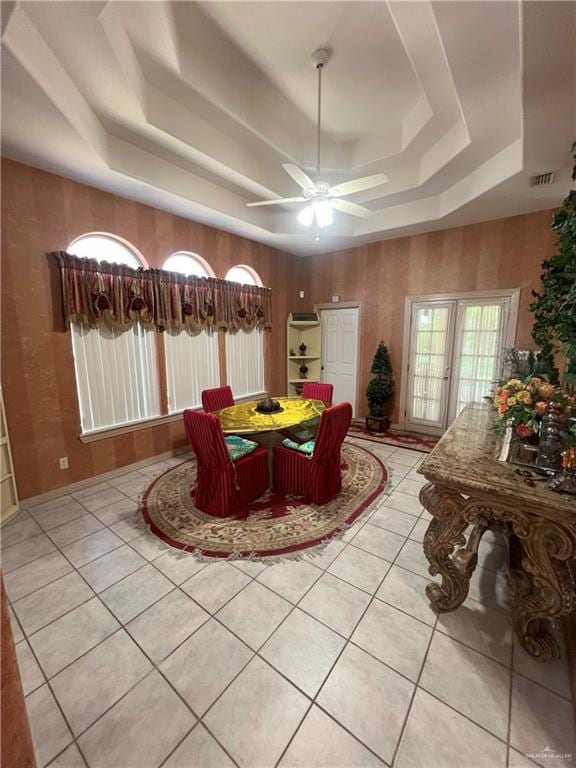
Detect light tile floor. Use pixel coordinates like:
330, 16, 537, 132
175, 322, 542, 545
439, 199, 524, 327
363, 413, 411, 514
2, 440, 574, 768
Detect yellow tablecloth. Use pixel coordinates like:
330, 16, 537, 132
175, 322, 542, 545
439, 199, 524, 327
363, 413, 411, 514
218, 397, 325, 436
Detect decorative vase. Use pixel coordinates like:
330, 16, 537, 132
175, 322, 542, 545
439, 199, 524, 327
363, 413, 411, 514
549, 447, 576, 494
299, 362, 309, 379
299, 342, 307, 355
537, 402, 570, 474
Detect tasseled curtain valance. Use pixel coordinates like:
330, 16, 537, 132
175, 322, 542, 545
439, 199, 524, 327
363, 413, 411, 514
53, 252, 272, 333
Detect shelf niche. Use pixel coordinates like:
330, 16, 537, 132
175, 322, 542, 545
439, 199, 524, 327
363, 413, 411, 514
287, 313, 322, 395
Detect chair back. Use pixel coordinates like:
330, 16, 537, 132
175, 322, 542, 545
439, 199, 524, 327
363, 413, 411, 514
183, 409, 230, 469
301, 382, 334, 407
312, 402, 352, 464
202, 386, 234, 413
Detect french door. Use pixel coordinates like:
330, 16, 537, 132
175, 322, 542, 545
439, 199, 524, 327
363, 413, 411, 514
404, 294, 515, 434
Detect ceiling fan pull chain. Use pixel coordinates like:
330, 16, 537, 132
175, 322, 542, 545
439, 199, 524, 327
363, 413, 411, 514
316, 61, 323, 177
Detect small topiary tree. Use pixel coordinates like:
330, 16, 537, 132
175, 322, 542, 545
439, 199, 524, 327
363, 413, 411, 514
366, 341, 394, 418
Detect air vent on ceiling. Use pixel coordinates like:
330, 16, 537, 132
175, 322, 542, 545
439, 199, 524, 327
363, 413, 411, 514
530, 171, 556, 187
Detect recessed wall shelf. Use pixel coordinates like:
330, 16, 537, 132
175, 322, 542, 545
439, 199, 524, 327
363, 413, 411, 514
287, 313, 322, 395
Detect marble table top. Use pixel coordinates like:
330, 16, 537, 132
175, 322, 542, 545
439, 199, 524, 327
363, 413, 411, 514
418, 402, 576, 521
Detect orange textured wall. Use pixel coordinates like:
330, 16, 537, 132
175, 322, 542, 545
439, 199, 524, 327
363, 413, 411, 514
307, 211, 556, 422
1, 158, 556, 499
1, 159, 307, 499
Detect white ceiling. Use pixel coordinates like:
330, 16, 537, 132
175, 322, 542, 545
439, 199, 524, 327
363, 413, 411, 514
2, 1, 575, 256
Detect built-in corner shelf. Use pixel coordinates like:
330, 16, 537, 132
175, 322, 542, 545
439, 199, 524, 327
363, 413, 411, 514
287, 313, 322, 395
0, 387, 19, 525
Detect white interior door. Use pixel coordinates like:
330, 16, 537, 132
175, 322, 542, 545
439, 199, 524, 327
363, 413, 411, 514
321, 307, 359, 415
406, 302, 456, 433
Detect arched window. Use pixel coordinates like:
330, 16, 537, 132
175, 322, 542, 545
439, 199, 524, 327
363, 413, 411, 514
67, 234, 160, 433
224, 265, 265, 398
68, 233, 145, 268
164, 252, 214, 278
225, 265, 262, 286
163, 252, 219, 412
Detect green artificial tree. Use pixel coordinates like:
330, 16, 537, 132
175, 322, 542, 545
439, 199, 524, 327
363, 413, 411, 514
530, 141, 576, 386
366, 341, 394, 419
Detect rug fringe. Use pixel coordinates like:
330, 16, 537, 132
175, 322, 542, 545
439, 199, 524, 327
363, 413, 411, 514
135, 468, 393, 565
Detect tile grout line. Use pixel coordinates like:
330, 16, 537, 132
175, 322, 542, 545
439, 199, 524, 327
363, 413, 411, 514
273, 525, 409, 768
389, 613, 440, 768
11, 483, 566, 703
10, 446, 571, 768
12, 475, 568, 702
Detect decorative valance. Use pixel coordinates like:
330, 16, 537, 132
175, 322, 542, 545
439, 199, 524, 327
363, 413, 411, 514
53, 252, 272, 333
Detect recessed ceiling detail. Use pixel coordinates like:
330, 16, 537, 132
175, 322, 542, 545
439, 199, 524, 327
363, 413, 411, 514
2, 1, 575, 255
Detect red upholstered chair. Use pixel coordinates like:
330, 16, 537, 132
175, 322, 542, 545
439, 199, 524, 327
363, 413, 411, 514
273, 401, 352, 505
301, 382, 334, 407
201, 386, 234, 413
183, 409, 269, 517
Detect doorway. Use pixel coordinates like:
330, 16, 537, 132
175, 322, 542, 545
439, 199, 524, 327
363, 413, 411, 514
319, 306, 360, 415
400, 291, 519, 435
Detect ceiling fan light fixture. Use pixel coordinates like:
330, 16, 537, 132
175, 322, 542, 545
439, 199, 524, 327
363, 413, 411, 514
314, 200, 334, 228
297, 205, 315, 227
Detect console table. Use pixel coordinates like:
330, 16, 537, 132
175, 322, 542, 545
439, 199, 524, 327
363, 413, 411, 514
418, 402, 576, 661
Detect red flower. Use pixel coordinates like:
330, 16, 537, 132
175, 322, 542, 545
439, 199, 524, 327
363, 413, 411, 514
516, 424, 534, 439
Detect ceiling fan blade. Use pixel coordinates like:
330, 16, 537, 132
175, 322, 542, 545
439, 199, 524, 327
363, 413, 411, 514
329, 173, 389, 197
282, 163, 317, 192
246, 197, 307, 207
331, 198, 373, 219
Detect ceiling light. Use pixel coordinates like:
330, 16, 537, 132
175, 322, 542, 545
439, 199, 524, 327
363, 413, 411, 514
314, 200, 333, 228
246, 47, 388, 238
297, 205, 314, 226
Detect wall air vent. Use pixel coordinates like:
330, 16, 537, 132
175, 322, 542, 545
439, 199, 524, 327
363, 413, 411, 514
530, 171, 556, 187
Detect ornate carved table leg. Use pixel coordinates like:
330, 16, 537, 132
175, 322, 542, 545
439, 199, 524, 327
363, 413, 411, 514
508, 518, 576, 662
420, 483, 485, 611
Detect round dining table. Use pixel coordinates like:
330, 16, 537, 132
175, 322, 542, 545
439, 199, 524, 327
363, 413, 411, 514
218, 396, 326, 479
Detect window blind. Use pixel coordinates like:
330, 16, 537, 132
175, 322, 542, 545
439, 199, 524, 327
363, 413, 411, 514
165, 329, 220, 412
71, 323, 161, 433
225, 328, 265, 399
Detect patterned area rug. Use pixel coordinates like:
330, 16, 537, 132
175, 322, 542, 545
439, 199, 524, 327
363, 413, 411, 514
141, 443, 387, 560
348, 422, 438, 452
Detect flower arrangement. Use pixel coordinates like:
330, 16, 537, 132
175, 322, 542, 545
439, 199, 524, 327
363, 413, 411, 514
486, 376, 575, 439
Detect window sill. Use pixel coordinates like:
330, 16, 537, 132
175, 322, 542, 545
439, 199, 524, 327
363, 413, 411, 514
79, 412, 190, 443
78, 392, 269, 443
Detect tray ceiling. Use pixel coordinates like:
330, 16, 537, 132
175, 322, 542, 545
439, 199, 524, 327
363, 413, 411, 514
2, 1, 575, 255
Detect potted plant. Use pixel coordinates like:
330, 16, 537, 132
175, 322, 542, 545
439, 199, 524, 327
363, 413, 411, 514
366, 341, 394, 432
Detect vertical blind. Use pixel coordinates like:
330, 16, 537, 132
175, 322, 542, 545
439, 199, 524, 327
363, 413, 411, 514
71, 322, 161, 433
225, 328, 265, 398
165, 329, 220, 413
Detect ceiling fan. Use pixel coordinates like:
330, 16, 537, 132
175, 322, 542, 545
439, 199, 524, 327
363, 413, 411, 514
246, 48, 389, 234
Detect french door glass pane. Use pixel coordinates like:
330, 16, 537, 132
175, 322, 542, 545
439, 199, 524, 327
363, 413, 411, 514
409, 306, 450, 424
454, 303, 503, 416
